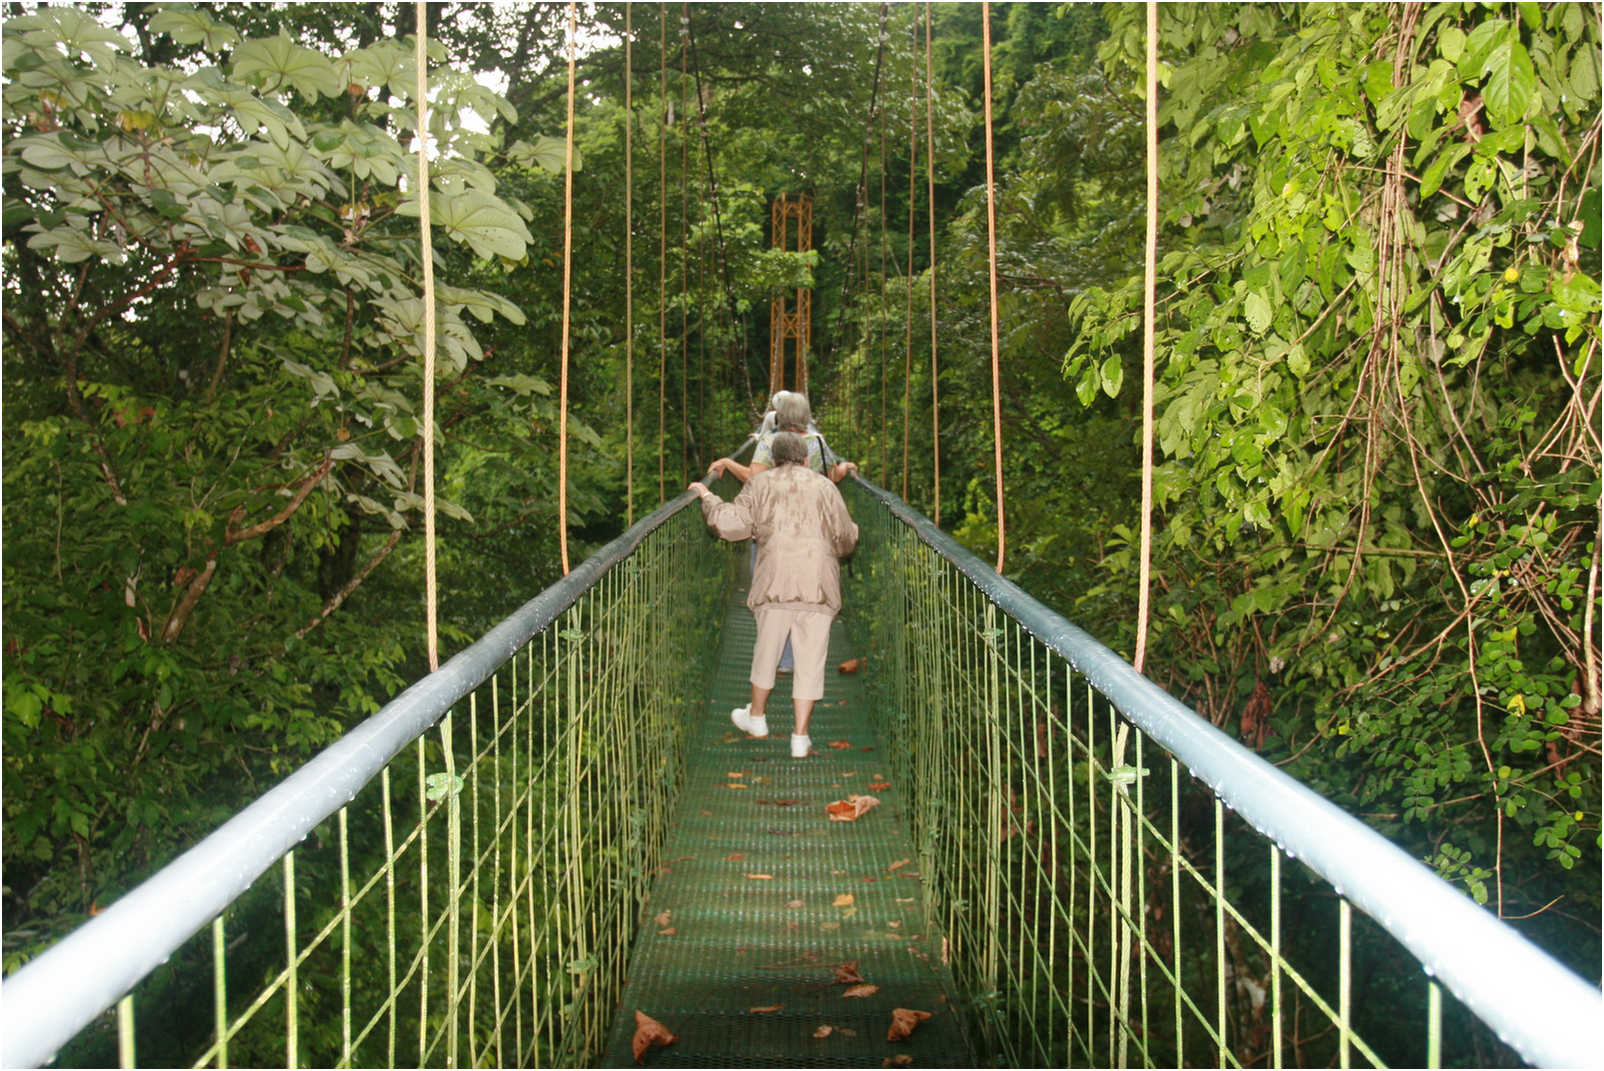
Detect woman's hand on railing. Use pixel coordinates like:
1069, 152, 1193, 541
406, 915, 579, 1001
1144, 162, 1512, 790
829, 460, 858, 483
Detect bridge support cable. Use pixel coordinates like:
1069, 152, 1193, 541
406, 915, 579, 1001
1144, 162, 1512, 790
924, 1, 941, 528
415, 3, 441, 671
1133, 1, 1159, 674
559, 0, 578, 575
625, 2, 635, 525
980, 2, 1006, 574
839, 472, 1603, 1069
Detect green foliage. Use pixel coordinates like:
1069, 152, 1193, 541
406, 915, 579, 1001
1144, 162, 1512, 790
1066, 2, 1600, 959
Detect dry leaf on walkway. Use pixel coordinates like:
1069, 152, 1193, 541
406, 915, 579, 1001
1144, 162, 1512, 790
728, 771, 745, 778
887, 858, 910, 871
886, 1008, 932, 1041
869, 780, 891, 791
749, 1004, 782, 1014
813, 1024, 835, 1038
746, 872, 774, 880
826, 794, 880, 822
882, 1055, 914, 1067
842, 984, 879, 998
726, 782, 749, 790
832, 893, 854, 907
833, 961, 863, 984
787, 899, 805, 908
827, 739, 852, 750
632, 1010, 677, 1062
724, 852, 745, 862
654, 910, 671, 927
838, 657, 863, 674
657, 927, 676, 935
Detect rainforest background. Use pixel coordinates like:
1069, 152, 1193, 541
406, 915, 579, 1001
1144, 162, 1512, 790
2, 0, 1599, 1051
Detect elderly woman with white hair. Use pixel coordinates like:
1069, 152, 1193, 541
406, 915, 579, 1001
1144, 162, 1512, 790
688, 431, 859, 758
710, 392, 858, 484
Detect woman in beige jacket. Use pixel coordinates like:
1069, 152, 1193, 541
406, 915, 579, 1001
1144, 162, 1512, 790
688, 431, 859, 758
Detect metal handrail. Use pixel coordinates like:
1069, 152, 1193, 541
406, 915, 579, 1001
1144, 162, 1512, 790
0, 481, 716, 1070
848, 473, 1602, 1069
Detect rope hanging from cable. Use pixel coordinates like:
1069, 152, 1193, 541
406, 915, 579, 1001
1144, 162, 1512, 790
981, 2, 1006, 574
558, 0, 577, 575
413, 2, 439, 670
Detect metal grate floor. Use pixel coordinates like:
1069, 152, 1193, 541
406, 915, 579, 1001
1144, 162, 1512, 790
599, 594, 974, 1068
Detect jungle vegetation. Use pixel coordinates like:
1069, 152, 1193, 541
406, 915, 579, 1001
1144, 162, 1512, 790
2, 0, 1598, 1053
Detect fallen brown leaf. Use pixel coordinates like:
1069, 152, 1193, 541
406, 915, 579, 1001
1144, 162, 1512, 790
861, 876, 877, 883
887, 858, 910, 871
726, 783, 750, 790
869, 780, 891, 791
654, 910, 671, 927
786, 899, 805, 908
842, 984, 879, 998
838, 657, 863, 674
749, 1004, 782, 1014
833, 961, 863, 984
724, 852, 746, 862
826, 794, 881, 822
882, 1055, 914, 1067
746, 873, 774, 880
886, 1008, 932, 1042
728, 771, 746, 778
632, 1010, 676, 1062
657, 927, 676, 935
826, 739, 852, 750
832, 893, 855, 907
813, 1024, 835, 1038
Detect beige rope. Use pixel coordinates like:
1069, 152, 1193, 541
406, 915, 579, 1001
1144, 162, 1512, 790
982, 2, 1005, 574
924, 3, 940, 527
558, 0, 577, 575
625, 3, 635, 526
414, 3, 439, 671
1134, 2, 1159, 672
901, 14, 917, 503
658, 6, 667, 505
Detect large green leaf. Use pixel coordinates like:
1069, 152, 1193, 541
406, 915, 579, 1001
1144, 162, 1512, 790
406, 188, 533, 261
232, 30, 344, 99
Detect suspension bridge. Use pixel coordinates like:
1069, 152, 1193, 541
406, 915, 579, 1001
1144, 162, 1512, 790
3, 1, 1600, 1067
2, 462, 1599, 1069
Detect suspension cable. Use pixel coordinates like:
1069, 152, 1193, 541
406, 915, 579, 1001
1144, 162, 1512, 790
924, 2, 940, 527
879, 107, 889, 486
414, 2, 439, 669
982, 1, 1005, 574
1134, 1, 1158, 672
901, 12, 917, 503
657, 4, 667, 504
625, 2, 635, 526
558, 0, 578, 576
679, 5, 689, 486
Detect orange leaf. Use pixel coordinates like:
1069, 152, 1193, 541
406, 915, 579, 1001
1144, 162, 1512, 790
746, 873, 774, 880
654, 910, 671, 927
728, 771, 746, 778
749, 1004, 782, 1014
886, 1008, 932, 1042
838, 658, 862, 674
786, 899, 805, 908
727, 783, 749, 790
861, 876, 878, 883
825, 794, 881, 822
833, 961, 864, 984
842, 984, 879, 998
832, 893, 855, 907
887, 858, 910, 871
813, 1024, 835, 1038
632, 1010, 677, 1062
724, 852, 746, 862
826, 739, 852, 750
869, 780, 891, 791
657, 927, 676, 935
882, 1055, 914, 1067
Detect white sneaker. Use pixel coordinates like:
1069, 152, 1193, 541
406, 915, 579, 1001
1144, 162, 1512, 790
791, 734, 811, 758
731, 706, 768, 738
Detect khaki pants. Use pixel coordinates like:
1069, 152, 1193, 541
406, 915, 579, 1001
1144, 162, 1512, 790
750, 605, 835, 702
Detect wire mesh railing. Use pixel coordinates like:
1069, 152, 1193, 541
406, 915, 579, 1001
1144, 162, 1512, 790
1, 479, 739, 1070
840, 476, 1601, 1070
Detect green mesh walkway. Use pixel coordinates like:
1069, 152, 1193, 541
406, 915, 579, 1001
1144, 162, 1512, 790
600, 593, 974, 1068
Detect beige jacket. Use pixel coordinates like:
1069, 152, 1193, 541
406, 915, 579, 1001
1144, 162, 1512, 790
699, 464, 859, 612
